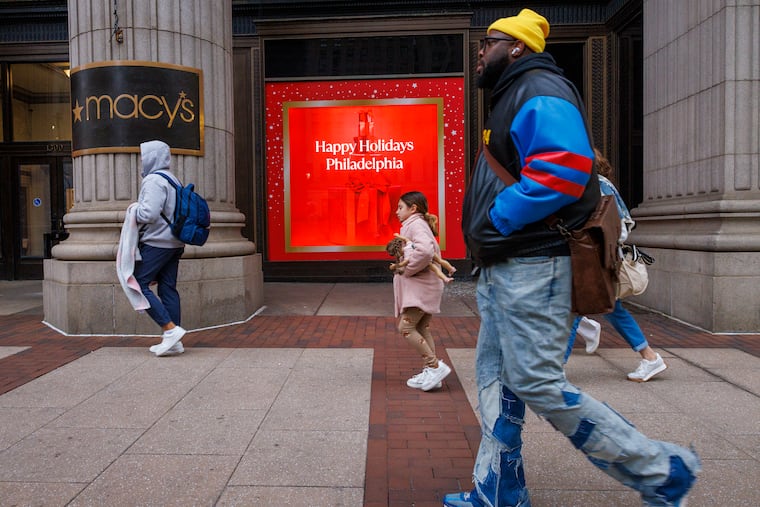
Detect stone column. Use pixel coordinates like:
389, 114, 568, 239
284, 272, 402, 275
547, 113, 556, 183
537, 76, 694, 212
632, 1, 760, 332
44, 0, 263, 335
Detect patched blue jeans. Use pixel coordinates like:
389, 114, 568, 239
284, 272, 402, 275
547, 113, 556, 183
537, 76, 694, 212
472, 256, 700, 507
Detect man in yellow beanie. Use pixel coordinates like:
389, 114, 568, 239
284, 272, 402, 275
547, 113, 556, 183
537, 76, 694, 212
449, 7, 700, 507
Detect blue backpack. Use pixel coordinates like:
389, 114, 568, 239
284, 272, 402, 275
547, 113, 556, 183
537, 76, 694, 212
156, 172, 210, 246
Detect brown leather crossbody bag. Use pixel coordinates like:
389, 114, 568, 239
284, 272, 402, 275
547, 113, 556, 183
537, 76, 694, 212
482, 145, 620, 315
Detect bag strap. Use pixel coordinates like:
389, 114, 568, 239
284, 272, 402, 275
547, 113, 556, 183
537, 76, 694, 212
155, 171, 180, 189
482, 144, 561, 229
622, 244, 655, 265
154, 171, 179, 226
482, 144, 517, 186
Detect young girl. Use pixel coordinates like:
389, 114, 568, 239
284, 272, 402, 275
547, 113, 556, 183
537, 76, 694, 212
392, 191, 451, 391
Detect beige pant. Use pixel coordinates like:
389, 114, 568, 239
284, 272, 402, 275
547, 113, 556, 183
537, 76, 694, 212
398, 307, 438, 369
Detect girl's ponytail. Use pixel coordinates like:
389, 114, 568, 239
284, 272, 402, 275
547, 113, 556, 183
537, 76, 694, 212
424, 213, 439, 237
399, 190, 438, 236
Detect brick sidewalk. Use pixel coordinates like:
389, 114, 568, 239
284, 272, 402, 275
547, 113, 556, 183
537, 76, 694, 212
1, 308, 758, 507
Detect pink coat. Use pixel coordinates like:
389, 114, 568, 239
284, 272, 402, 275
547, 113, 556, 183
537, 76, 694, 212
392, 213, 444, 317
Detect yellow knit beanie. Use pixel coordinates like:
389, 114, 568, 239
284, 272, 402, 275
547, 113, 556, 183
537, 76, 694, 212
487, 8, 550, 53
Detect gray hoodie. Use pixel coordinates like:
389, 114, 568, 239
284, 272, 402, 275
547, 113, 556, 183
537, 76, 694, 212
135, 140, 185, 249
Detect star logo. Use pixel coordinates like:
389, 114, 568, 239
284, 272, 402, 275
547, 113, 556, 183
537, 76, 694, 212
72, 100, 84, 123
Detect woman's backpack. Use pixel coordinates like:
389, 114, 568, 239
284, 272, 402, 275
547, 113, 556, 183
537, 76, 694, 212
156, 172, 210, 246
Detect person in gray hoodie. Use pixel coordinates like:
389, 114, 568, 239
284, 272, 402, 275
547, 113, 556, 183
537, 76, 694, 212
133, 140, 187, 356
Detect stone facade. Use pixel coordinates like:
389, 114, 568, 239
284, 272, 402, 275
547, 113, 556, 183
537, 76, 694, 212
44, 0, 263, 335
631, 0, 760, 332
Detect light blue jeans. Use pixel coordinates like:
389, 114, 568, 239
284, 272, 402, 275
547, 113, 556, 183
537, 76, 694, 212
472, 256, 699, 507
564, 299, 648, 362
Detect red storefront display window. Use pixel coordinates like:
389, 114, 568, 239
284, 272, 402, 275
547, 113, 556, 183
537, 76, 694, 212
265, 78, 465, 261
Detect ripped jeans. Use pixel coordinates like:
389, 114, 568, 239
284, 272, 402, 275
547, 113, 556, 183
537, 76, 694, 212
471, 256, 700, 507
398, 307, 438, 368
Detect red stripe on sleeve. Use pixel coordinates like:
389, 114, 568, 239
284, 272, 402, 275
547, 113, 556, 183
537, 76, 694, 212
521, 167, 586, 198
525, 151, 593, 174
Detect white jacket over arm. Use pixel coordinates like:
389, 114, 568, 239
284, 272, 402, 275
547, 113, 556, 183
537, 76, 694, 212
116, 203, 150, 311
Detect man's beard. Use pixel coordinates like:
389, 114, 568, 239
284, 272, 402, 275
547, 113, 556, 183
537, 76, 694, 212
476, 56, 508, 90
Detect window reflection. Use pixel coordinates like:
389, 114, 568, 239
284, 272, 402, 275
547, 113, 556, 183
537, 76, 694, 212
11, 63, 71, 142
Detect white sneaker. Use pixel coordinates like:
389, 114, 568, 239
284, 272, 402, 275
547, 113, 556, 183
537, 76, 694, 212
421, 360, 451, 391
627, 353, 667, 382
577, 317, 601, 354
153, 326, 187, 357
149, 341, 184, 355
406, 369, 441, 390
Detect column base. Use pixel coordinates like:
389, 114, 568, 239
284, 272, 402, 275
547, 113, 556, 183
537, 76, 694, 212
43, 254, 263, 335
627, 248, 760, 333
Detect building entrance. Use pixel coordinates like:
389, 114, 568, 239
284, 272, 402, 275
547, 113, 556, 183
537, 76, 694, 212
0, 154, 72, 279
0, 59, 72, 280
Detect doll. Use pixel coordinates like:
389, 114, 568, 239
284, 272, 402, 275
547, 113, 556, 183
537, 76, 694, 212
385, 234, 456, 283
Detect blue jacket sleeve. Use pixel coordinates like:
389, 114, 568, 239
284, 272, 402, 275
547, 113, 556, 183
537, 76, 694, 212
489, 95, 595, 237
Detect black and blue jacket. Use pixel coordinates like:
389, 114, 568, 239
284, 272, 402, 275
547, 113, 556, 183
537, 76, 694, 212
462, 52, 600, 266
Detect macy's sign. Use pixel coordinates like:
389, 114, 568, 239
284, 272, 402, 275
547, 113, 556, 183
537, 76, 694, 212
70, 60, 204, 157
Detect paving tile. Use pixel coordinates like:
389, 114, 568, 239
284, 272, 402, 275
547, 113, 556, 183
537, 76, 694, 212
441, 281, 480, 317
216, 485, 364, 507
528, 489, 640, 506
0, 406, 64, 451
722, 434, 760, 461
174, 366, 289, 412
127, 408, 266, 455
0, 346, 28, 360
446, 349, 478, 408
230, 429, 367, 487
316, 283, 395, 317
215, 347, 303, 369
522, 430, 630, 491
262, 376, 371, 431
48, 348, 231, 428
288, 348, 374, 379
68, 454, 238, 506
645, 380, 760, 435
565, 357, 680, 414
260, 348, 372, 432
686, 458, 760, 506
0, 281, 759, 507
630, 412, 752, 460
0, 348, 147, 409
0, 481, 85, 506
259, 282, 334, 315
708, 368, 760, 393
672, 348, 760, 370
0, 300, 42, 316
0, 427, 142, 482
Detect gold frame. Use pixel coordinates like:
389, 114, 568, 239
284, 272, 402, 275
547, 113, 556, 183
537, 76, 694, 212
282, 97, 446, 253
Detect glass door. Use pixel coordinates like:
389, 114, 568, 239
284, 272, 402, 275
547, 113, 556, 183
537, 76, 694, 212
18, 162, 51, 259
4, 156, 70, 279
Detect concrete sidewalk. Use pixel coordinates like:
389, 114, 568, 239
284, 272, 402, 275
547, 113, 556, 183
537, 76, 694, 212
0, 281, 759, 506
